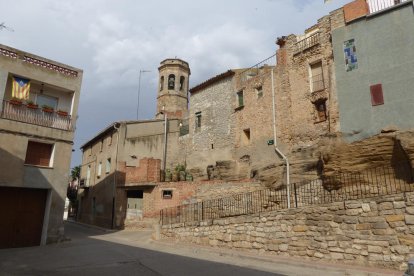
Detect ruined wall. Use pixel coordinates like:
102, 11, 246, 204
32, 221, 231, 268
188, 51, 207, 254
162, 192, 414, 270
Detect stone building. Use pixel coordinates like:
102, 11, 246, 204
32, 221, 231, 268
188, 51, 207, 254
0, 44, 83, 247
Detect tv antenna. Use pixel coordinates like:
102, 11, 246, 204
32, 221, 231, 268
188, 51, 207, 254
0, 22, 14, 32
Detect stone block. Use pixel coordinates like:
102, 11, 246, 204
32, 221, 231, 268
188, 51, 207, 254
378, 202, 393, 211
405, 215, 414, 225
372, 228, 395, 235
393, 201, 406, 209
346, 209, 360, 216
393, 245, 410, 254
331, 252, 344, 260
279, 244, 288, 252
314, 252, 324, 258
367, 245, 383, 253
389, 221, 406, 228
356, 223, 371, 230
361, 203, 371, 212
373, 222, 389, 229
368, 254, 384, 261
406, 207, 414, 215
398, 234, 414, 246
293, 225, 308, 232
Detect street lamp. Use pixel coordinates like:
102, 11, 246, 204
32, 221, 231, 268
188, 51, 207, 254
137, 69, 151, 120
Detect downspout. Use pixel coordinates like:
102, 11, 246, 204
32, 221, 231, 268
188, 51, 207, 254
271, 68, 291, 209
111, 122, 121, 229
162, 113, 168, 178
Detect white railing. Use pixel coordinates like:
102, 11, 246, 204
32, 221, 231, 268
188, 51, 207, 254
1, 101, 73, 131
294, 32, 320, 54
367, 0, 410, 13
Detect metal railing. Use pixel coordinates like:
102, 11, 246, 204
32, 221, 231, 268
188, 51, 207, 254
160, 162, 413, 225
367, 0, 410, 14
294, 32, 320, 54
1, 100, 73, 131
238, 54, 276, 85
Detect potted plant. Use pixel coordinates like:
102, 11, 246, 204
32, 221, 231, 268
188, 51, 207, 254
9, 97, 23, 106
42, 104, 54, 113
26, 100, 38, 109
57, 110, 69, 116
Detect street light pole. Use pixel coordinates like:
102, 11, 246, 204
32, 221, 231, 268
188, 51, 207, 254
137, 69, 151, 120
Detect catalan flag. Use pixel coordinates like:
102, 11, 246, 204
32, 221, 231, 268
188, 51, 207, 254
12, 76, 30, 100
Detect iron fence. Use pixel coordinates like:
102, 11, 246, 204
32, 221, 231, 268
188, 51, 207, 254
238, 54, 276, 86
294, 32, 320, 54
160, 162, 414, 225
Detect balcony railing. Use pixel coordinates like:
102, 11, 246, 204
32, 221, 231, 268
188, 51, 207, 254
238, 54, 276, 86
1, 100, 73, 131
294, 32, 320, 54
367, 0, 410, 14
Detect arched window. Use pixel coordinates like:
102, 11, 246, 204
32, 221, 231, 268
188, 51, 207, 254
179, 76, 185, 91
168, 74, 175, 90
159, 76, 164, 91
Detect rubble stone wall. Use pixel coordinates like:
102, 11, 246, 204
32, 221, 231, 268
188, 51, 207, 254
162, 192, 414, 270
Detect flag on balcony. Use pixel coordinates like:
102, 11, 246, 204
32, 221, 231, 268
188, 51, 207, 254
12, 76, 30, 99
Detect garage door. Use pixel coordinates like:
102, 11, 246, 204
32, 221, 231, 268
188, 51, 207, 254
0, 187, 47, 248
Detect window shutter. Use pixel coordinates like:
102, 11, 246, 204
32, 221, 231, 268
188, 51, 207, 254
370, 84, 384, 106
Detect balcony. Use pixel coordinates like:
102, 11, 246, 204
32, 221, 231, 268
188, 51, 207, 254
294, 32, 320, 54
1, 100, 73, 131
367, 0, 410, 14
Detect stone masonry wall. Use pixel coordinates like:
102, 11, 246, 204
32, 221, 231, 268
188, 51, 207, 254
162, 192, 414, 270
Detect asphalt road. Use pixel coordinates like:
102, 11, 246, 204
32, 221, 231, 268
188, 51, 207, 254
0, 222, 282, 276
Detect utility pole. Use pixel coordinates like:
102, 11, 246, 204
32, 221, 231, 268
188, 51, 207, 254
136, 69, 151, 120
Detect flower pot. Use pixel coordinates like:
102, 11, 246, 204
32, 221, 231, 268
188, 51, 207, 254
10, 99, 23, 106
179, 171, 186, 181
165, 170, 172, 182
42, 108, 54, 113
57, 111, 68, 116
172, 171, 179, 182
27, 104, 38, 109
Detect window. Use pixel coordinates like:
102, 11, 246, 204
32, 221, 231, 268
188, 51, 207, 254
36, 94, 58, 110
108, 134, 113, 146
195, 112, 201, 129
86, 165, 91, 186
97, 162, 102, 177
168, 74, 175, 90
237, 91, 244, 107
315, 101, 327, 122
256, 86, 263, 98
179, 76, 185, 91
160, 76, 164, 91
100, 140, 103, 152
24, 141, 54, 167
310, 61, 324, 92
162, 190, 173, 199
242, 128, 251, 145
106, 158, 111, 174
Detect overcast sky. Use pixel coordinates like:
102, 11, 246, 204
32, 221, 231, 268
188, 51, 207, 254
0, 0, 349, 167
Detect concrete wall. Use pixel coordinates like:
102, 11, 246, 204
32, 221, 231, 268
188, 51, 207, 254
0, 44, 83, 244
162, 192, 414, 270
333, 3, 414, 142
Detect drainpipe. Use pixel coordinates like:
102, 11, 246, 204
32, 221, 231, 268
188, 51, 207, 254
271, 68, 291, 209
111, 122, 121, 229
162, 112, 168, 178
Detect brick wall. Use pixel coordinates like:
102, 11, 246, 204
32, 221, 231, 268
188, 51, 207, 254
162, 192, 414, 270
344, 0, 369, 23
119, 158, 161, 184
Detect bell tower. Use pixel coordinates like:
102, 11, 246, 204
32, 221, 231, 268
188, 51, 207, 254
155, 58, 190, 119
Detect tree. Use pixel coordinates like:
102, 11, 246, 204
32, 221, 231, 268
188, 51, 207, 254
70, 165, 81, 181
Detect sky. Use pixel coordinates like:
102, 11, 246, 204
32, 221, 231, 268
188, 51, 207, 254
0, 0, 350, 167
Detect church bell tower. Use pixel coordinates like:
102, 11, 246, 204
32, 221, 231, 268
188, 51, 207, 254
155, 58, 190, 119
